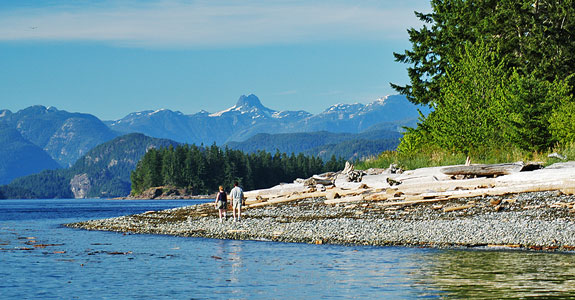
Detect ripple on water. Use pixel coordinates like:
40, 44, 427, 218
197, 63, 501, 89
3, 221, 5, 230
1, 199, 575, 299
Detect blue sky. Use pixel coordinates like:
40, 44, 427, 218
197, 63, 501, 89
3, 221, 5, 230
0, 0, 430, 120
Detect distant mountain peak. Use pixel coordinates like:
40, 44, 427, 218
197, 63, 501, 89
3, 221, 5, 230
210, 94, 275, 117
236, 94, 263, 109
374, 94, 406, 104
324, 103, 364, 113
148, 109, 183, 116
0, 109, 11, 118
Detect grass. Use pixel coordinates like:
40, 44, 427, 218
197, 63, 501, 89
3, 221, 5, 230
356, 142, 575, 171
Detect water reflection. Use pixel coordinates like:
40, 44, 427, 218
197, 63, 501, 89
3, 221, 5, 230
5, 199, 575, 299
414, 249, 575, 298
213, 240, 244, 282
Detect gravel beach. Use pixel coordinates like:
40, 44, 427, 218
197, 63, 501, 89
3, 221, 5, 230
66, 191, 575, 251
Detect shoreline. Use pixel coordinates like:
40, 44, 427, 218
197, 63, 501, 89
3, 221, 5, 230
66, 191, 575, 252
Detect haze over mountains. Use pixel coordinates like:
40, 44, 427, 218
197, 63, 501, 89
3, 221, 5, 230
107, 94, 428, 144
0, 94, 430, 188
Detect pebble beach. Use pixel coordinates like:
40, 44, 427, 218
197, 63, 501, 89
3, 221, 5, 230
66, 191, 575, 252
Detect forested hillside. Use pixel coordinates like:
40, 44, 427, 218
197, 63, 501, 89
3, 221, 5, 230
391, 0, 575, 157
68, 133, 179, 197
0, 105, 118, 167
227, 130, 402, 160
131, 144, 346, 196
0, 133, 178, 199
305, 138, 400, 161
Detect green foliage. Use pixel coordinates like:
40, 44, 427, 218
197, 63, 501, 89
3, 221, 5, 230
357, 145, 537, 172
390, 0, 575, 160
392, 0, 575, 106
131, 144, 346, 196
396, 127, 425, 156
0, 170, 74, 199
396, 38, 573, 156
424, 42, 508, 153
560, 142, 575, 161
501, 73, 572, 150
549, 93, 575, 145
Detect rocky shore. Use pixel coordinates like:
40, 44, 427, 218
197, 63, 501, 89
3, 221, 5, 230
66, 161, 575, 251
66, 190, 575, 251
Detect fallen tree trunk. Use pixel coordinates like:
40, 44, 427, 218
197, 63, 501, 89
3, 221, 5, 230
246, 191, 327, 208
441, 163, 524, 177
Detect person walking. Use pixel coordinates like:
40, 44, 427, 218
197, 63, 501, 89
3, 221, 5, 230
230, 181, 245, 222
214, 185, 227, 223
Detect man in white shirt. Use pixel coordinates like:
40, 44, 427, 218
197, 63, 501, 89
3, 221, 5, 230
230, 181, 245, 222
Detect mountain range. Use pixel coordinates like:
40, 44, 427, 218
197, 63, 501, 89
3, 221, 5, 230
107, 94, 428, 144
0, 133, 177, 199
0, 94, 429, 190
0, 106, 119, 168
227, 129, 403, 161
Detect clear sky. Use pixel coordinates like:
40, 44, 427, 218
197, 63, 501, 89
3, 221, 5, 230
0, 0, 430, 120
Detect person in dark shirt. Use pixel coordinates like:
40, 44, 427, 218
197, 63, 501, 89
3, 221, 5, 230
214, 185, 227, 223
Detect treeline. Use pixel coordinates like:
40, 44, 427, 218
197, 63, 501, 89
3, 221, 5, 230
227, 130, 402, 160
130, 144, 346, 195
303, 138, 400, 161
393, 0, 575, 156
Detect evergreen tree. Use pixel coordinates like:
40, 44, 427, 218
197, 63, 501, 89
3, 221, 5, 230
425, 42, 508, 153
392, 0, 575, 106
392, 0, 575, 155
130, 144, 345, 196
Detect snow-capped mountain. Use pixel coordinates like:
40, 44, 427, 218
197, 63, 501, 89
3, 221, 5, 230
107, 94, 312, 144
0, 94, 429, 185
294, 95, 429, 133
107, 94, 430, 145
209, 94, 275, 119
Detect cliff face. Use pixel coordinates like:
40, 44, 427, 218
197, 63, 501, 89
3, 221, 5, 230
70, 173, 91, 199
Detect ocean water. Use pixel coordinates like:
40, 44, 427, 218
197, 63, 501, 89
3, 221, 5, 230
1, 199, 575, 299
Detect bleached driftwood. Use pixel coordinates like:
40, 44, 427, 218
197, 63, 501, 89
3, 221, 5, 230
304, 175, 334, 187
246, 191, 327, 208
440, 163, 525, 177
242, 161, 575, 209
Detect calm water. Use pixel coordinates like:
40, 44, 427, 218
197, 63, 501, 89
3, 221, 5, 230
1, 199, 575, 299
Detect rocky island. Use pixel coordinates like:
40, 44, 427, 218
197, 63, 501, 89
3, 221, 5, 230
66, 161, 575, 251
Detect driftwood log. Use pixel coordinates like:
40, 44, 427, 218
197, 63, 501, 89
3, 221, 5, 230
243, 162, 573, 209
441, 163, 525, 177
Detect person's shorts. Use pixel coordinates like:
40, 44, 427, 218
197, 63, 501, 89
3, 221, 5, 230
233, 199, 243, 209
216, 200, 227, 209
